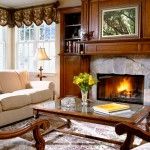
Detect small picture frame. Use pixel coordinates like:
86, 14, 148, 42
100, 5, 140, 39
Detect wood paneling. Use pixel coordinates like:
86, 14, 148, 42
60, 55, 90, 97
81, 0, 150, 55
63, 56, 81, 96
142, 0, 150, 38
85, 44, 97, 54
89, 0, 99, 40
81, 0, 89, 34
96, 42, 139, 54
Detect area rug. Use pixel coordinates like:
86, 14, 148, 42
0, 116, 142, 150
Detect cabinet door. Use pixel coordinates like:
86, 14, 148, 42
81, 0, 89, 34
143, 0, 150, 38
60, 55, 90, 97
89, 0, 99, 40
81, 0, 99, 40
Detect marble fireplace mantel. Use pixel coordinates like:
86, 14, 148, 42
90, 56, 150, 105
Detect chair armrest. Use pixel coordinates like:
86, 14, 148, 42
28, 81, 55, 90
0, 118, 49, 150
115, 123, 150, 142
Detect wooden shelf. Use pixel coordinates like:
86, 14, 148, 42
65, 24, 81, 27
65, 38, 81, 40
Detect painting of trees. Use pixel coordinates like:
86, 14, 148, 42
102, 7, 138, 37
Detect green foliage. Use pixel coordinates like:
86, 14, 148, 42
103, 7, 136, 36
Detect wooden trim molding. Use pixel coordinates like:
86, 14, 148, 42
0, 1, 59, 28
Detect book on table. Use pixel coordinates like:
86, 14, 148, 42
93, 103, 130, 115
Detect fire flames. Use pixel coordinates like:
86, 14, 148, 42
117, 78, 132, 97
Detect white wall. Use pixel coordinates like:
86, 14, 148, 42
59, 0, 81, 8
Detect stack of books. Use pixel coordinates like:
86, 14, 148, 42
93, 103, 130, 115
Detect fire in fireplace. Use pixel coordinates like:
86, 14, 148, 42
97, 73, 144, 104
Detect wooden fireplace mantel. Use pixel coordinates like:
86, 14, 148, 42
79, 39, 150, 56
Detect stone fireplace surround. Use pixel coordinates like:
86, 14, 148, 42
90, 56, 150, 106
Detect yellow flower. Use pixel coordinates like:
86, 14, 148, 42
75, 78, 83, 85
73, 72, 97, 92
88, 75, 95, 85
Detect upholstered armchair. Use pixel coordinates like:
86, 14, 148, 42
115, 123, 150, 150
0, 118, 49, 150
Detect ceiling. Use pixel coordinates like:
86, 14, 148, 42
0, 0, 57, 8
0, 0, 81, 9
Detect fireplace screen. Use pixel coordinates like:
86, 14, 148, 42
97, 74, 144, 104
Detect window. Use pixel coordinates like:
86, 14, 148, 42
0, 26, 6, 70
15, 22, 56, 73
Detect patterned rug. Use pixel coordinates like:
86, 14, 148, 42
0, 116, 142, 150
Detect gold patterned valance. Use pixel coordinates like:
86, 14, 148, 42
0, 1, 59, 28
0, 8, 9, 26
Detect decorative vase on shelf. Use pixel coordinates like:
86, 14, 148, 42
81, 90, 88, 105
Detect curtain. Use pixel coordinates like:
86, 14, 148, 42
0, 1, 59, 28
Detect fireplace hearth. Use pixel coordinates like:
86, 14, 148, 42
97, 73, 144, 104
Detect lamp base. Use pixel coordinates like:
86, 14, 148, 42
37, 66, 47, 81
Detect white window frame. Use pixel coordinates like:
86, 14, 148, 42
15, 22, 56, 73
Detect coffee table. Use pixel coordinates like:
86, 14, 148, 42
32, 98, 150, 149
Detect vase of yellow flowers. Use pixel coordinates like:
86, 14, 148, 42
73, 73, 96, 105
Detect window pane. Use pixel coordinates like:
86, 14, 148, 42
19, 29, 24, 41
16, 22, 56, 73
30, 29, 35, 40
39, 28, 44, 40
45, 27, 50, 40
50, 23, 55, 40
25, 28, 29, 41
28, 43, 34, 57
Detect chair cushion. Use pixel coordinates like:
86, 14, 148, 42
132, 143, 150, 150
0, 93, 31, 111
13, 88, 52, 104
16, 70, 29, 89
0, 71, 23, 93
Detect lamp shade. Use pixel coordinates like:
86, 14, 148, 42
37, 48, 50, 60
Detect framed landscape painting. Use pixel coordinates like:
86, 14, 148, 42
100, 6, 139, 39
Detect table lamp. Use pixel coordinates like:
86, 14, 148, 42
37, 48, 50, 81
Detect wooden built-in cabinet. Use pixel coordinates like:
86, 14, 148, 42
59, 7, 90, 98
81, 0, 150, 55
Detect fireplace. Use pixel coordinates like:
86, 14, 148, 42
97, 73, 144, 104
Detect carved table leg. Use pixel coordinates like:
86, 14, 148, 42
120, 133, 134, 150
33, 126, 45, 150
33, 109, 39, 119
146, 112, 150, 132
66, 119, 71, 128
